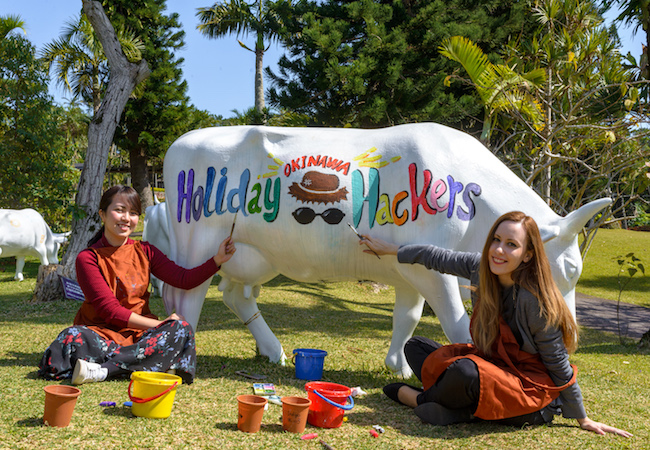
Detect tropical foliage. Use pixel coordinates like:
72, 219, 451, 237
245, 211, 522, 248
197, 0, 291, 113
0, 15, 78, 229
441, 0, 650, 254
105, 0, 222, 210
41, 13, 144, 114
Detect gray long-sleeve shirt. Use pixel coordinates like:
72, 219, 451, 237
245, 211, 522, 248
398, 244, 587, 419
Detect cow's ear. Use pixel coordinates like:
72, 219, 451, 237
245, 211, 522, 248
539, 225, 560, 243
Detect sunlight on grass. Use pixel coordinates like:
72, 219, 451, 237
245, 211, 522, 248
1, 262, 648, 449
580, 229, 650, 308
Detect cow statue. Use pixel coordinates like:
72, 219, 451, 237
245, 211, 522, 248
142, 196, 170, 297
0, 208, 70, 281
161, 123, 610, 378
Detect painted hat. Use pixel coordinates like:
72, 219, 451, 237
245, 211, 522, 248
288, 171, 348, 204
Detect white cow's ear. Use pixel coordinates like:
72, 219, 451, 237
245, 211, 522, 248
539, 225, 560, 243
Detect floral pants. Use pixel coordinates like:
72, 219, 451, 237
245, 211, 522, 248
38, 320, 196, 384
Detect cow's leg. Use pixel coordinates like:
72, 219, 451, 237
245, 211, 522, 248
221, 281, 286, 365
163, 280, 212, 331
397, 267, 472, 345
14, 256, 25, 282
386, 284, 425, 378
150, 275, 164, 297
423, 275, 471, 344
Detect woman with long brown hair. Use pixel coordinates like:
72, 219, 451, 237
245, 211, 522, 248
360, 211, 630, 437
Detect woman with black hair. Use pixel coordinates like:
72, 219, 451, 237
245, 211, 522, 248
39, 185, 235, 385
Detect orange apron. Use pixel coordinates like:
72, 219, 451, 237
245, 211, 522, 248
74, 242, 157, 346
421, 316, 577, 420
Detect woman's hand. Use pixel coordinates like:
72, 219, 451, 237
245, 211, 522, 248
577, 417, 632, 437
214, 236, 236, 266
127, 312, 187, 330
358, 235, 400, 256
165, 312, 185, 322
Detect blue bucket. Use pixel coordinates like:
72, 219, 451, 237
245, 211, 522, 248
293, 348, 328, 380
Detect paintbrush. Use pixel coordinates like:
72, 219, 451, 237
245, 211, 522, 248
229, 211, 238, 239
347, 222, 380, 259
319, 440, 336, 450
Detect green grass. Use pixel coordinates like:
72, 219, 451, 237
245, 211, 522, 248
0, 256, 649, 449
579, 229, 650, 308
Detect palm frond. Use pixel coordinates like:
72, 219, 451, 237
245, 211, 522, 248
196, 0, 259, 38
0, 14, 25, 40
439, 36, 491, 85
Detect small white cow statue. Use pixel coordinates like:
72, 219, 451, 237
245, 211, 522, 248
160, 123, 610, 377
0, 208, 70, 281
143, 197, 170, 297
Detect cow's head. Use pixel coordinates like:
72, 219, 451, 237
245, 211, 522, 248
539, 198, 612, 317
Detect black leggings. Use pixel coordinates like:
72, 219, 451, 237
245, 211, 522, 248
404, 336, 557, 426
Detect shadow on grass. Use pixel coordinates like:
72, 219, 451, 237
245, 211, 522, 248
214, 422, 287, 433
577, 327, 648, 355
190, 277, 409, 338
15, 417, 44, 428
578, 276, 650, 308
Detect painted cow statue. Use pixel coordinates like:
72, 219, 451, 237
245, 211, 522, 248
0, 208, 70, 281
161, 123, 610, 377
142, 197, 170, 297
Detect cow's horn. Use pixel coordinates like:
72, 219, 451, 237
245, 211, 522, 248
561, 198, 612, 236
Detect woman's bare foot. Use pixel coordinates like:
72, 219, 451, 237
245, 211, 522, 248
397, 385, 421, 408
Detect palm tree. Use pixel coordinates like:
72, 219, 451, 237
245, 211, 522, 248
197, 0, 288, 114
41, 14, 144, 115
0, 14, 25, 40
439, 35, 546, 143
602, 0, 650, 77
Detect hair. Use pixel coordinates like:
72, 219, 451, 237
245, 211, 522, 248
87, 185, 142, 246
471, 211, 578, 356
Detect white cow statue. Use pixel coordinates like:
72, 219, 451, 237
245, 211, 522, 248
161, 123, 610, 377
142, 197, 170, 297
0, 208, 70, 281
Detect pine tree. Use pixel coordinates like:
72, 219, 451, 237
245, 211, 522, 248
268, 0, 533, 130
104, 0, 195, 209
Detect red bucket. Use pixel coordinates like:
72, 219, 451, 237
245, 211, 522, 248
305, 381, 354, 428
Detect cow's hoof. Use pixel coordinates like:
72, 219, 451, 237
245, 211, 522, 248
391, 365, 414, 379
271, 350, 288, 366
14, 275, 24, 282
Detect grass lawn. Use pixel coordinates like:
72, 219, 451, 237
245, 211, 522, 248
0, 227, 648, 449
579, 229, 650, 308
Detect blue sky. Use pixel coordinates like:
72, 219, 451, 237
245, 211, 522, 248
1, 0, 284, 117
1, 0, 645, 119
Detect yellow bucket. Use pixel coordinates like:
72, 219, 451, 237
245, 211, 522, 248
128, 371, 182, 419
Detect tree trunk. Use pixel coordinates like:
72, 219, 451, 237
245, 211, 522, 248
33, 0, 150, 300
31, 265, 65, 302
254, 31, 265, 113
130, 143, 154, 210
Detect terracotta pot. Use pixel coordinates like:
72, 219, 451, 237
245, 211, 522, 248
43, 385, 81, 427
281, 396, 311, 433
237, 395, 267, 433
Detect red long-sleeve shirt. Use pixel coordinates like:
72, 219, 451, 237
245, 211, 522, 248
75, 236, 219, 328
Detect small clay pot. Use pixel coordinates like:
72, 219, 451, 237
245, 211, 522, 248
237, 395, 267, 433
43, 385, 81, 427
